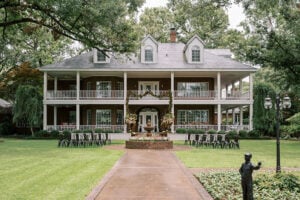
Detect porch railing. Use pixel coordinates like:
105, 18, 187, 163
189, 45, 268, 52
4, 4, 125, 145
174, 124, 249, 131
223, 91, 250, 100
46, 125, 124, 132
174, 90, 216, 99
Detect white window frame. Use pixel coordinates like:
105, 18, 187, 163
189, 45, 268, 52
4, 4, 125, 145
86, 109, 92, 125
144, 46, 153, 62
96, 109, 111, 126
177, 110, 209, 125
191, 45, 201, 62
93, 49, 110, 63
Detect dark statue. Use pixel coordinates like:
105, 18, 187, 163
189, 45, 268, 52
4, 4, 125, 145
239, 153, 261, 200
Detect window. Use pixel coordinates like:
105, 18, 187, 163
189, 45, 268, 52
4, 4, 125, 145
96, 81, 111, 97
177, 82, 209, 97
117, 110, 124, 125
192, 46, 200, 62
145, 46, 153, 62
97, 51, 106, 62
116, 82, 124, 90
87, 109, 92, 125
87, 82, 92, 90
96, 109, 111, 125
177, 110, 209, 125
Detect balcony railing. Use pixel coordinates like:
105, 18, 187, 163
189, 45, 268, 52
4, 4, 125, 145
128, 90, 170, 100
80, 90, 124, 99
174, 90, 216, 100
47, 90, 77, 100
46, 90, 250, 101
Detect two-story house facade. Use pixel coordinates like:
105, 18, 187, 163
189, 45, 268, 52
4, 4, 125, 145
40, 30, 256, 133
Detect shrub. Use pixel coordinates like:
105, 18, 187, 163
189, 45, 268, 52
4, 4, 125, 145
218, 130, 226, 134
0, 117, 14, 135
50, 130, 59, 138
83, 129, 92, 133
114, 129, 123, 133
34, 130, 49, 138
239, 130, 248, 138
208, 129, 217, 134
103, 129, 113, 133
227, 130, 238, 138
176, 128, 186, 133
248, 130, 260, 138
94, 128, 104, 133
195, 129, 205, 134
73, 130, 81, 133
187, 129, 197, 134
62, 130, 71, 139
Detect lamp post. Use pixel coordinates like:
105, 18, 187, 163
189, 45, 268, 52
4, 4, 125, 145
264, 94, 291, 173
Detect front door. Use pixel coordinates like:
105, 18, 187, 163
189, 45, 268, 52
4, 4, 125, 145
138, 111, 158, 132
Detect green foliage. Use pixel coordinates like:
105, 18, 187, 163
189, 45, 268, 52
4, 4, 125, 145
13, 85, 43, 136
34, 130, 49, 138
50, 130, 59, 138
218, 130, 226, 134
239, 130, 248, 138
0, 116, 13, 135
114, 129, 123, 133
227, 130, 238, 138
253, 82, 276, 136
208, 129, 217, 134
198, 172, 300, 200
94, 128, 104, 133
195, 129, 205, 134
248, 130, 261, 138
83, 129, 93, 133
176, 128, 187, 133
62, 130, 71, 139
187, 129, 197, 134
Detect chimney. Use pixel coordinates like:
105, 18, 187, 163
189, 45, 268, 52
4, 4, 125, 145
170, 28, 177, 43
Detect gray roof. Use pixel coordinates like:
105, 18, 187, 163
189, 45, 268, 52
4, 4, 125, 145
40, 42, 256, 71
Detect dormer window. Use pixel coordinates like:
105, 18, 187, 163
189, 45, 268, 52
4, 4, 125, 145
93, 49, 110, 63
97, 51, 106, 62
192, 46, 200, 62
145, 46, 153, 62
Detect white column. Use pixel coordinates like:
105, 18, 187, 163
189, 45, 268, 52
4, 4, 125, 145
239, 79, 243, 94
171, 72, 175, 133
240, 106, 243, 126
54, 77, 57, 92
249, 104, 253, 130
232, 108, 236, 125
43, 72, 47, 101
217, 104, 221, 131
54, 106, 57, 128
249, 73, 254, 130
43, 105, 47, 130
76, 104, 80, 130
123, 72, 127, 133
217, 72, 221, 100
43, 72, 47, 130
76, 71, 80, 100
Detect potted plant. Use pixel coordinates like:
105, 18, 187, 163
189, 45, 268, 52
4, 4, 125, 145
161, 113, 174, 136
125, 113, 137, 135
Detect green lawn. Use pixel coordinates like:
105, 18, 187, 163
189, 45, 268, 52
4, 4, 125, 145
0, 139, 123, 200
175, 140, 300, 169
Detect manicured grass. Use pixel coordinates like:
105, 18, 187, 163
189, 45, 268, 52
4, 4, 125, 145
175, 140, 300, 169
0, 139, 123, 200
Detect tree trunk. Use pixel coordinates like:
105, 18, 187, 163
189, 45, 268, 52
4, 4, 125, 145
30, 127, 34, 137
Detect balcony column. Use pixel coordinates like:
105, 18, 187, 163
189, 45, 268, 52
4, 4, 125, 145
217, 72, 221, 100
249, 73, 254, 130
54, 106, 57, 128
232, 108, 236, 125
240, 106, 243, 126
171, 72, 175, 133
76, 104, 80, 130
217, 104, 221, 131
76, 71, 80, 100
239, 79, 243, 95
43, 72, 47, 130
123, 72, 127, 133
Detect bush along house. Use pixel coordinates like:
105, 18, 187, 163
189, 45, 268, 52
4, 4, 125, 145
40, 29, 256, 133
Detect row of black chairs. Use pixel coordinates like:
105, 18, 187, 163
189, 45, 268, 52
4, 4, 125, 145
58, 133, 111, 147
185, 134, 239, 149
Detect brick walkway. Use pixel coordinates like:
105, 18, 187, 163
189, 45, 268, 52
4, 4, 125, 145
86, 149, 213, 200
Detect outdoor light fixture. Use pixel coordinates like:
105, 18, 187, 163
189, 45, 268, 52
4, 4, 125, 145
264, 94, 291, 173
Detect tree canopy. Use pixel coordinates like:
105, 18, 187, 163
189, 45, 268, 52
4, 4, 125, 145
234, 0, 300, 87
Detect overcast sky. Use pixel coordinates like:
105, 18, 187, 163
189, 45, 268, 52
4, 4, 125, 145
142, 0, 245, 29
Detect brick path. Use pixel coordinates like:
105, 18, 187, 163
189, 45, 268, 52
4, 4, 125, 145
86, 149, 213, 200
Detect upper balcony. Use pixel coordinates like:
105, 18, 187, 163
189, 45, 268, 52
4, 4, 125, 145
46, 90, 250, 101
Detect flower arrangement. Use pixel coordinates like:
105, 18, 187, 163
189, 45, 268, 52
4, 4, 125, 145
125, 113, 137, 133
161, 113, 174, 132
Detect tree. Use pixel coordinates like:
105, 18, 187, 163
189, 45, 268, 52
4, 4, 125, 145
253, 82, 276, 136
0, 0, 144, 53
13, 85, 43, 136
234, 0, 300, 87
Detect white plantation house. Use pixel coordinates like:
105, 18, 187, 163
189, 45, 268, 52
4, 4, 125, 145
40, 29, 256, 133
